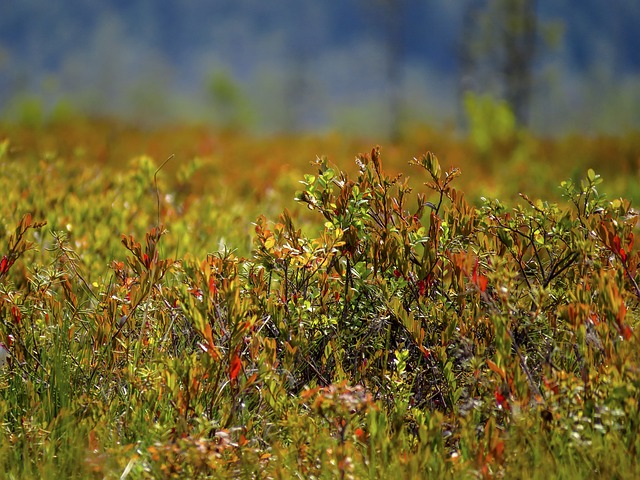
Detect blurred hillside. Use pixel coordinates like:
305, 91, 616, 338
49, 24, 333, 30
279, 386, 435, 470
1, 0, 639, 136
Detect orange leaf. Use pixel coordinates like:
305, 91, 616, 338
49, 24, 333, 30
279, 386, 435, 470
478, 275, 488, 292
493, 440, 505, 462
201, 324, 220, 361
617, 302, 627, 324
486, 359, 506, 380
88, 430, 100, 452
620, 324, 633, 341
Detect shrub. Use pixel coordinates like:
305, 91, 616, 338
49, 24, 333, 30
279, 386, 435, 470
0, 139, 638, 478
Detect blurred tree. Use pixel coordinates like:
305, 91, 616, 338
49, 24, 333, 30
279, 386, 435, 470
459, 0, 539, 126
282, 2, 319, 132
361, 0, 408, 140
206, 69, 254, 131
502, 0, 537, 126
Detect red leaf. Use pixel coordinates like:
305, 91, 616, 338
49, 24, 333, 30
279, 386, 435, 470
418, 279, 427, 296
419, 345, 431, 358
10, 306, 21, 324
208, 275, 217, 296
229, 349, 242, 384
189, 287, 203, 299
613, 235, 622, 254
494, 389, 510, 410
0, 256, 7, 274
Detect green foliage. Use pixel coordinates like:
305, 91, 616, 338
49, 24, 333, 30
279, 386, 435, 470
464, 92, 518, 154
5, 94, 46, 128
207, 70, 255, 131
0, 135, 639, 478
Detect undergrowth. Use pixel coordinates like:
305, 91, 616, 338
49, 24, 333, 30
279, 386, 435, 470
0, 139, 638, 478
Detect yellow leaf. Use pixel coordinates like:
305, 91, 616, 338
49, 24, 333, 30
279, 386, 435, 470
264, 236, 276, 249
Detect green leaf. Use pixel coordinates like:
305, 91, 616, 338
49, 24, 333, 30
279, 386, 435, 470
0, 139, 8, 159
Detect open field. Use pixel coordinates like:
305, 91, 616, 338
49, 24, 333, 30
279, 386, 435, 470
0, 119, 639, 478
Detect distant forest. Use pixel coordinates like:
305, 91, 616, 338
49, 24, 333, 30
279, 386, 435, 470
1, 0, 639, 134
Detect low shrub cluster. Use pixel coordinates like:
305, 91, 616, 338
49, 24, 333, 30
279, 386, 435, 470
0, 139, 638, 478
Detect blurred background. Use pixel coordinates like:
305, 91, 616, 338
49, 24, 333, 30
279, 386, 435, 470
1, 0, 639, 137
